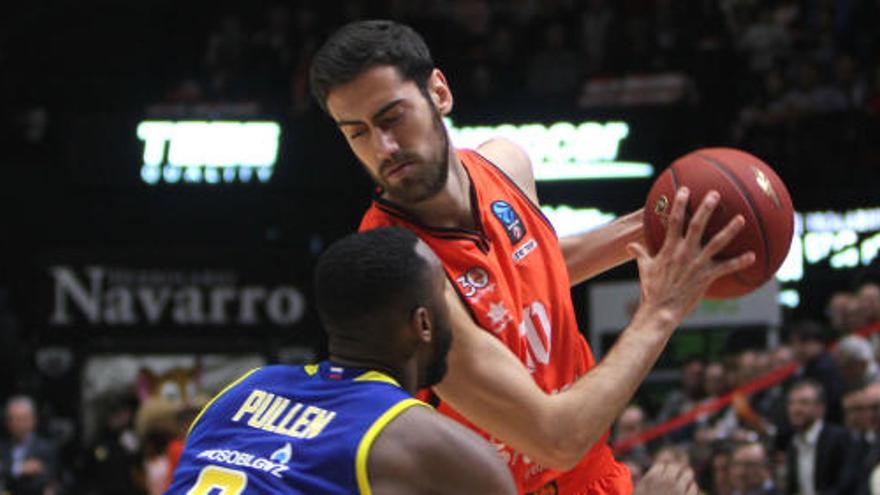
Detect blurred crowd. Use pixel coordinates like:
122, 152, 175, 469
0, 366, 212, 495
613, 274, 880, 494
3, 0, 876, 183
155, 0, 880, 117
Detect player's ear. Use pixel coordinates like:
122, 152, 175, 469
427, 69, 453, 116
410, 306, 433, 344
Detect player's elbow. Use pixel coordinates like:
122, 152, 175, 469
541, 441, 590, 471
533, 424, 602, 471
535, 450, 581, 472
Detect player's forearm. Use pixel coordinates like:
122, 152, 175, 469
560, 209, 643, 286
435, 301, 677, 471
549, 305, 678, 462
433, 318, 568, 469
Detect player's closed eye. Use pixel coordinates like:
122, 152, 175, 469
380, 112, 403, 128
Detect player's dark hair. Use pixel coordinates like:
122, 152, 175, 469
309, 20, 435, 114
314, 227, 432, 343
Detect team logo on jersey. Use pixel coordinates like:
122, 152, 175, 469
491, 200, 526, 244
270, 443, 292, 464
456, 267, 491, 298
486, 301, 512, 333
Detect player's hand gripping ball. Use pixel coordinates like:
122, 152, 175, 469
644, 147, 794, 299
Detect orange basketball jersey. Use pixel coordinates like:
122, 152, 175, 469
359, 149, 629, 494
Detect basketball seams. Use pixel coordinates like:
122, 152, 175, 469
695, 153, 772, 279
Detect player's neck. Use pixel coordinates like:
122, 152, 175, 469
399, 151, 475, 230
328, 352, 413, 393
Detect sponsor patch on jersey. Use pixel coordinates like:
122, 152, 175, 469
512, 238, 538, 262
491, 200, 526, 244
197, 448, 290, 478
456, 267, 493, 299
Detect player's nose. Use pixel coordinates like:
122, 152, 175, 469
373, 129, 400, 162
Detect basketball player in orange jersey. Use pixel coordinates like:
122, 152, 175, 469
310, 20, 754, 495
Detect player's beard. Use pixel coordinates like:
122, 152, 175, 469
420, 309, 453, 389
376, 105, 450, 205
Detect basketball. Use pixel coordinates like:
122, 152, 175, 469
643, 147, 795, 299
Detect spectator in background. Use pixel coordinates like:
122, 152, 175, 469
834, 335, 880, 390
526, 22, 580, 101
658, 357, 705, 443
772, 345, 795, 369
857, 382, 880, 494
708, 445, 735, 495
613, 404, 653, 472
783, 62, 849, 116
0, 395, 59, 495
203, 15, 248, 99
784, 379, 852, 495
715, 350, 774, 440
78, 394, 142, 495
737, 8, 790, 73
857, 279, 880, 331
790, 320, 846, 422
828, 290, 863, 336
729, 441, 779, 495
706, 361, 730, 398
577, 0, 616, 76
838, 384, 880, 494
752, 349, 789, 433
654, 444, 690, 466
697, 361, 731, 432
832, 54, 869, 109
842, 383, 880, 441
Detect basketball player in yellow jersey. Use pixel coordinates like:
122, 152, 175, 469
168, 227, 517, 494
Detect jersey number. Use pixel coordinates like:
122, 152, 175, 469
520, 301, 552, 366
186, 466, 247, 495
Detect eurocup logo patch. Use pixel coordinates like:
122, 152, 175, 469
491, 201, 526, 244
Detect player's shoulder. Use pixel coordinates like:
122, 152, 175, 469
207, 365, 301, 401
228, 364, 300, 385
367, 404, 515, 494
358, 202, 396, 232
475, 137, 538, 205
476, 137, 532, 177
